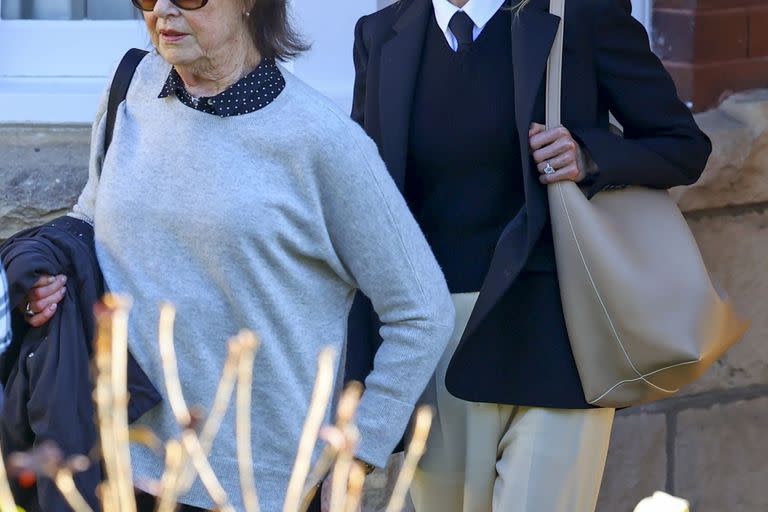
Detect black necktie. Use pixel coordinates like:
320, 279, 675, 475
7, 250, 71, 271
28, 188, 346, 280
448, 11, 475, 54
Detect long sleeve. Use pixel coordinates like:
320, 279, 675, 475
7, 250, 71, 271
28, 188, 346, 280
70, 82, 110, 224
317, 119, 455, 467
571, 0, 712, 196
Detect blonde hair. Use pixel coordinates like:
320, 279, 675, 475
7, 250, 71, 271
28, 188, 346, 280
511, 0, 534, 13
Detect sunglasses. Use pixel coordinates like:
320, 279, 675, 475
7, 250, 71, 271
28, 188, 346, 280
131, 0, 209, 11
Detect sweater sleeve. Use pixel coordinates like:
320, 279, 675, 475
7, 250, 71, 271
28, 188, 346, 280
69, 80, 110, 224
316, 119, 455, 468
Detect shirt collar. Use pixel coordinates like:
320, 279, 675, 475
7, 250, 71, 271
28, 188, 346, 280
157, 58, 284, 117
432, 0, 506, 36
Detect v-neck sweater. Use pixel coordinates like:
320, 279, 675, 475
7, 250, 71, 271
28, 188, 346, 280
406, 7, 524, 292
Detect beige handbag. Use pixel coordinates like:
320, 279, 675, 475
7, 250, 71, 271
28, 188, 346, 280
545, 0, 749, 408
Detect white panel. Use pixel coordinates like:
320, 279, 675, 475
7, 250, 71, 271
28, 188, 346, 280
0, 0, 654, 123
631, 0, 653, 33
289, 0, 380, 112
0, 0, 381, 122
0, 20, 149, 77
0, 77, 105, 123
0, 7, 150, 123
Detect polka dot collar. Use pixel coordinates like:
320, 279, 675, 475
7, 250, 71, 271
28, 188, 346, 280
158, 58, 285, 117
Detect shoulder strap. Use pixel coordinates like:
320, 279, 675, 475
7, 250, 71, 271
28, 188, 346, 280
545, 0, 565, 129
103, 48, 149, 163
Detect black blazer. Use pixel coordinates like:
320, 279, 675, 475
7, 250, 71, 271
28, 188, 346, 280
346, 0, 712, 408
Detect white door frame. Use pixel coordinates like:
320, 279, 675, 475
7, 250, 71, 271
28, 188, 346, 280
0, 0, 650, 124
0, 0, 150, 123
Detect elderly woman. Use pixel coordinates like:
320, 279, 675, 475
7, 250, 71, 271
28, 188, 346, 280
21, 0, 454, 510
347, 0, 712, 511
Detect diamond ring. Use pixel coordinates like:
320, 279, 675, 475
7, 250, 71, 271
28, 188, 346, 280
543, 162, 556, 175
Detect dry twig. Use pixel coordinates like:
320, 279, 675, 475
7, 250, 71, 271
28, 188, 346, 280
343, 463, 366, 512
0, 446, 17, 512
93, 295, 136, 512
328, 426, 359, 512
54, 468, 95, 512
298, 382, 364, 511
283, 348, 336, 512
155, 440, 184, 512
236, 331, 261, 512
385, 406, 433, 512
158, 303, 235, 512
160, 338, 242, 508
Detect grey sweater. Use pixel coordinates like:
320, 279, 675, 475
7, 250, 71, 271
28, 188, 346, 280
71, 51, 454, 511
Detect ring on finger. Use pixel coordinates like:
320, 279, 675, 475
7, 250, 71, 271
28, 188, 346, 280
25, 302, 35, 318
543, 162, 556, 175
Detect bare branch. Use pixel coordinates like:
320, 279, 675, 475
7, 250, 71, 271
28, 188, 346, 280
236, 331, 261, 512
0, 446, 18, 512
385, 406, 433, 512
158, 303, 235, 512
283, 348, 336, 512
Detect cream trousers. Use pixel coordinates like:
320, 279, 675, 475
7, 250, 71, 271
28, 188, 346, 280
410, 292, 615, 512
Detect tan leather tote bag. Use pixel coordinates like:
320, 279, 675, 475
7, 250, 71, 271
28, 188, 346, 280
545, 0, 749, 408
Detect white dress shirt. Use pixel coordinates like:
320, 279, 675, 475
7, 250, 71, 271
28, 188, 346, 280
432, 0, 507, 52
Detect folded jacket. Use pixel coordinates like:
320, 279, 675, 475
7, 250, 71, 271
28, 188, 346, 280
0, 215, 162, 512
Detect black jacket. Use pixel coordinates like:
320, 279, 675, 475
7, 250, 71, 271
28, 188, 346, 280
346, 0, 712, 408
0, 216, 161, 512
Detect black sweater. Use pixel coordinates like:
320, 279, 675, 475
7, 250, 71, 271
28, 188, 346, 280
405, 8, 523, 292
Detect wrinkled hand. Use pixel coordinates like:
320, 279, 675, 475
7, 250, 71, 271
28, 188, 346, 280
20, 274, 67, 327
529, 123, 589, 184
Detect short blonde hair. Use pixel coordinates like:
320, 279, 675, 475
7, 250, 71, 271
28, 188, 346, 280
511, 0, 533, 12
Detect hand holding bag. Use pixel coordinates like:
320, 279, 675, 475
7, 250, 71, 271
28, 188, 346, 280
545, 0, 749, 408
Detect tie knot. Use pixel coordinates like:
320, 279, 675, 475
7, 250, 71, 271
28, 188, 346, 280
448, 11, 475, 52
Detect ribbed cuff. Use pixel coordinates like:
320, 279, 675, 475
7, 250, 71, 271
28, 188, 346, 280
354, 390, 415, 468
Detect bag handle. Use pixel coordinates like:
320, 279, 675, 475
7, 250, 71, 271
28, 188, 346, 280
103, 48, 149, 172
545, 0, 565, 129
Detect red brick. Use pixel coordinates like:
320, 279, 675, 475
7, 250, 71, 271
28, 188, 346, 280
748, 7, 768, 57
664, 57, 768, 112
653, 8, 749, 63
655, 0, 766, 9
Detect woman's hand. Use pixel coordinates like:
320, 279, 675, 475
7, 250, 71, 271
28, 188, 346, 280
20, 274, 67, 327
529, 123, 591, 185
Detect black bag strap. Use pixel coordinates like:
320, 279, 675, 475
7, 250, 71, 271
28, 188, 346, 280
103, 48, 149, 171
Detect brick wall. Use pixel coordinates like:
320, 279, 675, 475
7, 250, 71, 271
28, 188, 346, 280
652, 0, 768, 112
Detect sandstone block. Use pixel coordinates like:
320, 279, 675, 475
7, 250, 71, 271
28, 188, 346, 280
672, 89, 768, 212
0, 125, 90, 240
678, 210, 768, 395
675, 398, 768, 511
597, 412, 668, 512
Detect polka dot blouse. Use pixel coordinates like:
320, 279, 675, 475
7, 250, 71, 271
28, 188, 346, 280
158, 58, 285, 117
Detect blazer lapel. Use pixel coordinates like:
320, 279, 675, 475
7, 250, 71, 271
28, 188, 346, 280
511, 0, 560, 144
513, 0, 561, 245
378, 0, 432, 191
460, 0, 561, 341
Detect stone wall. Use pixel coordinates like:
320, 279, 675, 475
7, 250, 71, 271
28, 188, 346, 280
0, 124, 90, 241
597, 89, 768, 512
653, 0, 768, 112
1, 91, 766, 511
